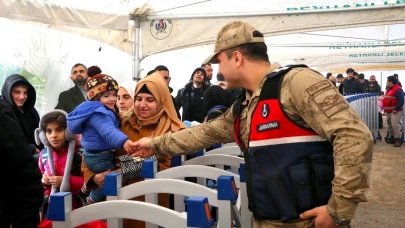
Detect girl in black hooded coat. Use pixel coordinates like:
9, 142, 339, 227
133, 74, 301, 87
1, 74, 43, 154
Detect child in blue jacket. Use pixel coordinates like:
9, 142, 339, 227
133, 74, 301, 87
67, 74, 134, 205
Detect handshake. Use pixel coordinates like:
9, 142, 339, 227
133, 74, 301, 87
123, 138, 155, 158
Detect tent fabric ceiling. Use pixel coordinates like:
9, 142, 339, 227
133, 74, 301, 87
0, 0, 404, 71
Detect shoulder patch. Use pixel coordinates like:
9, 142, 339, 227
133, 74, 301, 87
313, 88, 348, 118
306, 80, 331, 96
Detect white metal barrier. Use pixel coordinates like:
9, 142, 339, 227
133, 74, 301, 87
183, 154, 243, 175
345, 93, 380, 141
204, 146, 242, 156
140, 160, 244, 228
47, 192, 214, 228
103, 172, 237, 228
182, 154, 251, 228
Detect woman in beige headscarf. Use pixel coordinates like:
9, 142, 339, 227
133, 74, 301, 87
81, 72, 185, 228
117, 80, 137, 114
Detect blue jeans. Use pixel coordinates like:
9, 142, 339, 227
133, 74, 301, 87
83, 150, 115, 203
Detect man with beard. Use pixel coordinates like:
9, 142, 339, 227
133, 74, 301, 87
201, 63, 214, 86
55, 63, 88, 113
369, 75, 382, 94
342, 68, 364, 94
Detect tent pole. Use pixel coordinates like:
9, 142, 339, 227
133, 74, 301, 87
132, 17, 141, 81
380, 72, 383, 86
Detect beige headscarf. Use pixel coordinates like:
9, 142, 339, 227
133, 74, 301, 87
119, 80, 137, 100
123, 72, 185, 136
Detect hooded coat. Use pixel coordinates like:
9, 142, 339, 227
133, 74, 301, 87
0, 100, 43, 227
1, 74, 42, 154
174, 68, 209, 122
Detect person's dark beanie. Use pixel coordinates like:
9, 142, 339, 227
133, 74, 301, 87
190, 68, 206, 81
336, 74, 344, 79
358, 73, 365, 80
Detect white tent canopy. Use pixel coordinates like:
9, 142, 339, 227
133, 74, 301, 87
1, 0, 405, 63
0, 0, 404, 113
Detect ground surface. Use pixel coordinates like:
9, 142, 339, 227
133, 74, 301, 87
353, 118, 404, 228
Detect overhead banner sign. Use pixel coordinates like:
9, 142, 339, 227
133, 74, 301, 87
348, 52, 405, 57
141, 2, 405, 57
289, 51, 405, 71
286, 0, 405, 11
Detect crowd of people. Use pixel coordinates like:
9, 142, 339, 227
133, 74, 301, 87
326, 69, 404, 147
0, 20, 401, 228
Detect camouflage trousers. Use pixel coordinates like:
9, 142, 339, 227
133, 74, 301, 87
253, 218, 315, 228
387, 111, 403, 138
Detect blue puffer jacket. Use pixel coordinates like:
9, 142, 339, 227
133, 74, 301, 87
67, 101, 128, 151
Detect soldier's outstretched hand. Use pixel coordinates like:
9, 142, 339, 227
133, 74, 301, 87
131, 137, 154, 158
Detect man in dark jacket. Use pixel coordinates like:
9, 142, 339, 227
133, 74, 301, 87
358, 73, 370, 93
0, 100, 43, 228
337, 74, 345, 94
55, 63, 88, 113
154, 65, 181, 119
175, 68, 209, 122
1, 74, 42, 154
369, 75, 383, 94
342, 68, 365, 94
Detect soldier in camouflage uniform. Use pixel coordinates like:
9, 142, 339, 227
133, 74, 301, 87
132, 21, 373, 228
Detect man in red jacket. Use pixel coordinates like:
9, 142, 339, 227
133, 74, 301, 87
383, 75, 404, 147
